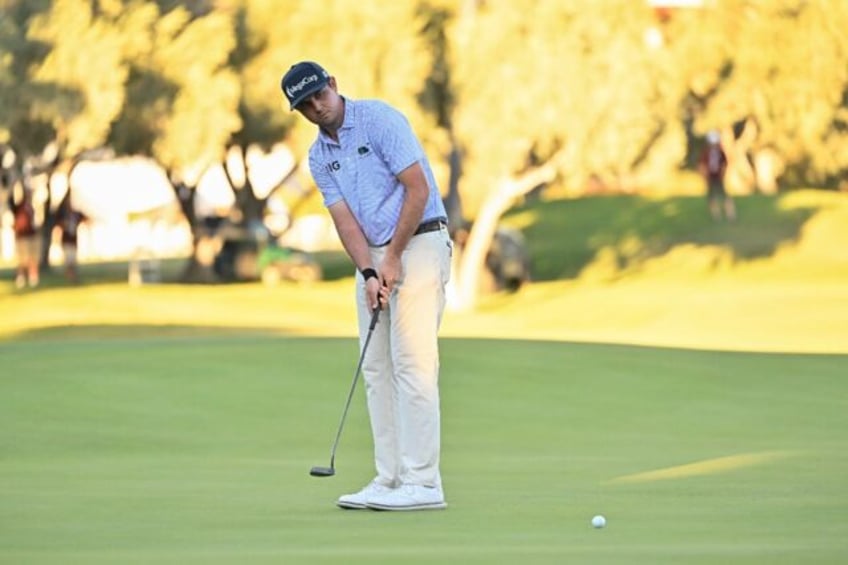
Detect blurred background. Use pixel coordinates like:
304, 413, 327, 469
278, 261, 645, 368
2, 3, 847, 560
1, 0, 847, 343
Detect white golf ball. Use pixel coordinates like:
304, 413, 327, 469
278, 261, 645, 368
591, 515, 606, 528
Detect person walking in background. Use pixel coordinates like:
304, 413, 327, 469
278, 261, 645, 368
699, 130, 736, 222
8, 188, 41, 289
57, 197, 87, 284
281, 61, 452, 511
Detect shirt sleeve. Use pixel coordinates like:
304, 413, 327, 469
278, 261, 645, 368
309, 150, 342, 208
370, 104, 423, 176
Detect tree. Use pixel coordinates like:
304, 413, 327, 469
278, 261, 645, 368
223, 0, 439, 258
112, 0, 432, 282
669, 0, 848, 192
0, 0, 128, 266
105, 1, 241, 281
439, 0, 684, 309
5, 0, 845, 297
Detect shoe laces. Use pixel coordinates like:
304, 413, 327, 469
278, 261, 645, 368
364, 480, 392, 495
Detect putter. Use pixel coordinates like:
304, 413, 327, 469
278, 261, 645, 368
310, 306, 381, 477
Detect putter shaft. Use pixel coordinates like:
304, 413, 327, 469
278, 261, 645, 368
310, 307, 381, 477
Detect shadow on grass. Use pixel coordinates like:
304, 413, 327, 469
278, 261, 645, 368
7, 326, 847, 363
0, 251, 355, 289
0, 258, 189, 289
1, 194, 821, 289
511, 194, 818, 281
4, 324, 316, 343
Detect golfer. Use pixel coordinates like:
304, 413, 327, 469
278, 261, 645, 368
281, 61, 451, 511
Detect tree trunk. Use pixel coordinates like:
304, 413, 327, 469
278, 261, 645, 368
443, 135, 464, 228
38, 164, 56, 271
722, 120, 757, 195
223, 145, 267, 225
177, 146, 299, 283
167, 172, 220, 283
450, 162, 556, 312
752, 147, 784, 194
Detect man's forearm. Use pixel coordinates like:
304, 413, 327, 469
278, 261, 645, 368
329, 201, 374, 272
386, 163, 429, 258
337, 222, 374, 272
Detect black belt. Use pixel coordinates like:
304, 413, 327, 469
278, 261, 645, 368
374, 218, 447, 247
414, 218, 447, 236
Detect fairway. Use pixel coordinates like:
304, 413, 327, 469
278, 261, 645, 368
1, 335, 846, 564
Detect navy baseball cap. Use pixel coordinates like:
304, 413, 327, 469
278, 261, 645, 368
281, 61, 330, 110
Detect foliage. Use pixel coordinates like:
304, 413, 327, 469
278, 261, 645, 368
448, 0, 686, 205
107, 2, 240, 175
2, 0, 847, 304
671, 0, 848, 189
0, 0, 132, 161
247, 0, 436, 157
2, 0, 847, 188
26, 0, 128, 157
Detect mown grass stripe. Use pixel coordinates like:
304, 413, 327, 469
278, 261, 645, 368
609, 451, 798, 484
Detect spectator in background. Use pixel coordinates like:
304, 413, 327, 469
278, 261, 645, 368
8, 188, 40, 288
698, 130, 736, 222
57, 197, 87, 284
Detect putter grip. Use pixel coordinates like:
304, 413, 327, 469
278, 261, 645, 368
369, 307, 381, 330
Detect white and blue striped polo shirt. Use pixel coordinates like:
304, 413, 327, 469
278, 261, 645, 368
308, 98, 447, 246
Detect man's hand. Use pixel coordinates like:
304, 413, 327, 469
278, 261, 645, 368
379, 251, 402, 296
365, 276, 383, 311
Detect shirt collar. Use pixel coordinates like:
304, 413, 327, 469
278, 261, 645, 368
317, 97, 355, 146
340, 97, 355, 129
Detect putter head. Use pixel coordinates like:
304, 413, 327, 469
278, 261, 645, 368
309, 466, 335, 477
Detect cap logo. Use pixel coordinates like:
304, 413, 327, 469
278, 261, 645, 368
286, 74, 319, 99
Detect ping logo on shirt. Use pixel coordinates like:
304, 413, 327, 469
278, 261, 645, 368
327, 161, 340, 172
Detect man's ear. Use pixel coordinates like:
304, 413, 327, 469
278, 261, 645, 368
328, 76, 338, 92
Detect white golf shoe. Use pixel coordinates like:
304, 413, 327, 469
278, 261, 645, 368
365, 484, 447, 511
336, 480, 395, 510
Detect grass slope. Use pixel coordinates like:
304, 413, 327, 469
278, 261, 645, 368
505, 190, 846, 281
3, 190, 846, 352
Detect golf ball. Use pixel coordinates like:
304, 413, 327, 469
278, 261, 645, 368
591, 515, 606, 528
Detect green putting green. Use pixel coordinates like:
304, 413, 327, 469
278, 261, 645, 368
1, 336, 845, 564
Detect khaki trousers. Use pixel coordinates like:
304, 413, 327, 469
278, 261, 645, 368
357, 226, 452, 488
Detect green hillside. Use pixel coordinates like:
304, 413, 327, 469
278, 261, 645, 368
503, 189, 847, 282
2, 190, 847, 352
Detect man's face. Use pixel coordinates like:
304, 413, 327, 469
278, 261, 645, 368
295, 78, 343, 131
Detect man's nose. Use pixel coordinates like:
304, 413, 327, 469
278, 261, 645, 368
302, 95, 322, 113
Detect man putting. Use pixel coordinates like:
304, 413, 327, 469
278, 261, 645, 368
281, 61, 451, 511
